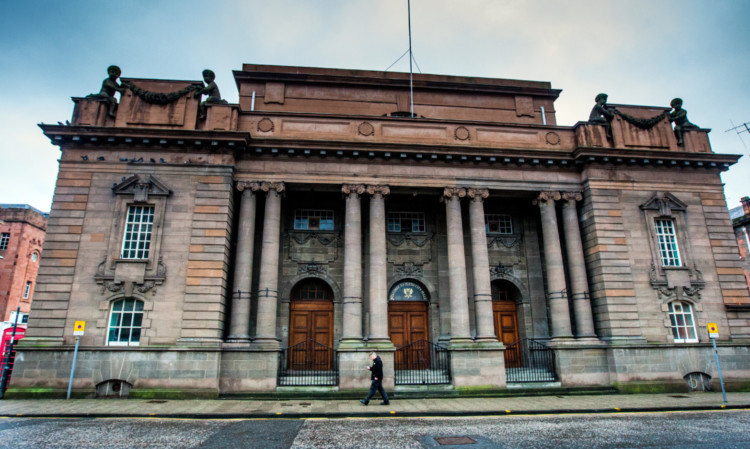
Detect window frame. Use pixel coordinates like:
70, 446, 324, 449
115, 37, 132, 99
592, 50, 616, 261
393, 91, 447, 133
23, 281, 32, 299
293, 209, 335, 231
31, 252, 38, 262
120, 205, 156, 260
485, 214, 514, 235
668, 301, 699, 343
654, 218, 682, 267
0, 232, 9, 250
387, 211, 426, 233
106, 298, 144, 347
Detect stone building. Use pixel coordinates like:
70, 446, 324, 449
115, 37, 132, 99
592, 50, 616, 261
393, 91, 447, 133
0, 204, 47, 324
10, 64, 750, 398
730, 197, 750, 292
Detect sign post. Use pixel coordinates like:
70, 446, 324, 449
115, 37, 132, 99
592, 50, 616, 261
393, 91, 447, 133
67, 321, 85, 400
0, 306, 21, 399
707, 323, 727, 403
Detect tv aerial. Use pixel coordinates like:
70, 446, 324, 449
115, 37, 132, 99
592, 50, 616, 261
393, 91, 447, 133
725, 120, 749, 149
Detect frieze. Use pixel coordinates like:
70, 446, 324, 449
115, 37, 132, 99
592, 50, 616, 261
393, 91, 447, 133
487, 235, 523, 249
386, 232, 433, 248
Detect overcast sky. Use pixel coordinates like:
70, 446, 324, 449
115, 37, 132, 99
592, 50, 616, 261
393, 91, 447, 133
1, 0, 748, 213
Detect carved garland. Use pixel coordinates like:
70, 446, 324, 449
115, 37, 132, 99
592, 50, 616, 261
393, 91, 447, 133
613, 109, 667, 130
123, 81, 203, 105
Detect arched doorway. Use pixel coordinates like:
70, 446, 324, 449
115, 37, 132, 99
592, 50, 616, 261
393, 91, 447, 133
288, 279, 334, 370
388, 280, 429, 369
492, 280, 520, 365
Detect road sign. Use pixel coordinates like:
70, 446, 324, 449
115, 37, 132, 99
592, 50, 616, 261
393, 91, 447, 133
74, 321, 86, 336
707, 323, 718, 339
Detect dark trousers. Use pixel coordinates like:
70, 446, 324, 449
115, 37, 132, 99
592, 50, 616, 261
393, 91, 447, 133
364, 378, 389, 403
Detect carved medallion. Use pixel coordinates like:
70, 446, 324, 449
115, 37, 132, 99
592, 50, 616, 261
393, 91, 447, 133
454, 126, 470, 141
545, 132, 561, 145
257, 118, 274, 133
358, 122, 375, 136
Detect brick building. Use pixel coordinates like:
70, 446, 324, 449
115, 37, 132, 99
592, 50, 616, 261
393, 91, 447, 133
0, 205, 48, 324
10, 64, 750, 398
730, 197, 750, 292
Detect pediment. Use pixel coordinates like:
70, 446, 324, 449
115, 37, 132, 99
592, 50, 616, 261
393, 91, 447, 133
639, 192, 687, 217
112, 174, 172, 202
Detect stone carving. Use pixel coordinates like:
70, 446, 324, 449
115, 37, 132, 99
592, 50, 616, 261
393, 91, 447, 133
366, 185, 390, 196
289, 232, 339, 246
194, 69, 227, 120
124, 80, 202, 105
394, 262, 424, 277
358, 122, 375, 136
112, 174, 172, 202
95, 256, 167, 296
545, 132, 561, 145
487, 235, 522, 249
286, 231, 340, 264
640, 192, 687, 217
562, 191, 583, 202
668, 98, 699, 146
387, 232, 433, 248
490, 261, 513, 276
466, 188, 489, 200
87, 65, 126, 118
257, 118, 274, 133
588, 93, 615, 140
342, 184, 366, 197
454, 126, 470, 141
298, 262, 328, 275
260, 181, 285, 193
441, 187, 466, 200
532, 191, 561, 205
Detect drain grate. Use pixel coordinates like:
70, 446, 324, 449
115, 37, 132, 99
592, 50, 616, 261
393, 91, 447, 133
669, 395, 690, 398
434, 436, 477, 445
146, 400, 168, 404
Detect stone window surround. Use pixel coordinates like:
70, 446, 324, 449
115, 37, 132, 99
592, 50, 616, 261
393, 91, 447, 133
98, 293, 154, 346
640, 192, 694, 278
665, 300, 700, 343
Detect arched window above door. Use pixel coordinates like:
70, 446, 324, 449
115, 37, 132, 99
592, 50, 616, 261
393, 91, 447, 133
389, 280, 429, 302
291, 279, 333, 301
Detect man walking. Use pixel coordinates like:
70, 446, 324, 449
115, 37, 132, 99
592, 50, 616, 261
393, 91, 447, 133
360, 351, 390, 405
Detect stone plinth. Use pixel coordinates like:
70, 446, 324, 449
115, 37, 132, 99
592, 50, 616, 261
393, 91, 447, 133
219, 350, 280, 393
337, 347, 375, 391
448, 343, 506, 389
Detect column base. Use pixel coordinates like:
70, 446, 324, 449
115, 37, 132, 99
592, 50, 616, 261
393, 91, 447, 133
223, 338, 252, 348
250, 338, 281, 351
365, 339, 396, 351
337, 338, 368, 350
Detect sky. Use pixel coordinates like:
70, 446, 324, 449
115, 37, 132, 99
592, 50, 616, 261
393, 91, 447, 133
1, 0, 748, 213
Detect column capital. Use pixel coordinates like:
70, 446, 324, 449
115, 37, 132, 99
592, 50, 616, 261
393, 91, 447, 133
442, 187, 466, 201
467, 188, 490, 201
366, 184, 390, 196
260, 181, 285, 193
562, 191, 583, 202
532, 191, 561, 205
342, 184, 366, 197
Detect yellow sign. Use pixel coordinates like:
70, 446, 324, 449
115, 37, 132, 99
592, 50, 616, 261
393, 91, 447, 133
707, 322, 718, 338
74, 321, 86, 336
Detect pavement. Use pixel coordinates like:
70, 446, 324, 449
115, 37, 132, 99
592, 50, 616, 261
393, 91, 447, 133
0, 392, 748, 419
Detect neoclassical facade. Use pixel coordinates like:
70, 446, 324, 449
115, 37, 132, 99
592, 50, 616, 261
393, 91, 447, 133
11, 64, 750, 398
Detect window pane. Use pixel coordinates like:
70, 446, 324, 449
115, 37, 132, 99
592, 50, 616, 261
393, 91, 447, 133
108, 328, 119, 343
110, 312, 121, 327
131, 328, 141, 343
112, 300, 124, 312
119, 328, 130, 342
121, 206, 155, 259
133, 314, 143, 327
121, 314, 132, 327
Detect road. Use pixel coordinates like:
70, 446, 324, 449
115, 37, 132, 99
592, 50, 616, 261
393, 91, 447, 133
1, 410, 748, 448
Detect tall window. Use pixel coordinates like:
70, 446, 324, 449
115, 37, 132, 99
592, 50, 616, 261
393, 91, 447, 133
292, 279, 333, 301
121, 206, 154, 259
387, 212, 425, 233
668, 301, 698, 343
486, 214, 513, 234
294, 209, 334, 231
0, 233, 9, 250
31, 252, 38, 262
107, 298, 144, 346
655, 218, 681, 267
23, 281, 32, 299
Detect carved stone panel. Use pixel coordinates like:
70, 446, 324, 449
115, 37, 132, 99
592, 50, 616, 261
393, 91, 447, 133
386, 233, 433, 266
286, 231, 340, 264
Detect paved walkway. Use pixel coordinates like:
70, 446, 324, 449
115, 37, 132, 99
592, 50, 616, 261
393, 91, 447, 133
0, 392, 747, 419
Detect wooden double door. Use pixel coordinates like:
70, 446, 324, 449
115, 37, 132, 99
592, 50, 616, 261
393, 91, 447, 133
388, 301, 429, 369
492, 285, 520, 365
288, 299, 333, 371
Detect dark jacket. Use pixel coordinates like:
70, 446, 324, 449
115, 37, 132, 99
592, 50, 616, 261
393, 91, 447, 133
370, 356, 384, 380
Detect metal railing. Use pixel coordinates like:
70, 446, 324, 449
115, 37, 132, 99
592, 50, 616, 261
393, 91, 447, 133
394, 339, 451, 385
278, 339, 338, 386
505, 338, 557, 383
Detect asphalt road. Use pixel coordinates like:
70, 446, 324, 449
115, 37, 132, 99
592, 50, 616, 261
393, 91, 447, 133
1, 410, 748, 449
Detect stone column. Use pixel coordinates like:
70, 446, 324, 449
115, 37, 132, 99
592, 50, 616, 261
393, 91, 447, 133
562, 192, 597, 338
367, 185, 391, 344
443, 187, 472, 342
227, 182, 258, 342
467, 188, 497, 342
254, 182, 285, 348
341, 184, 365, 343
534, 191, 573, 339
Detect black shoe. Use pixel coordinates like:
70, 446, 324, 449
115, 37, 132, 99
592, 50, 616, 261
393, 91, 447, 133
359, 399, 368, 405
380, 401, 390, 405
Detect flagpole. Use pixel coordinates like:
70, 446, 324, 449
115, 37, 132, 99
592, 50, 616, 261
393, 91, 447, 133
408, 0, 414, 117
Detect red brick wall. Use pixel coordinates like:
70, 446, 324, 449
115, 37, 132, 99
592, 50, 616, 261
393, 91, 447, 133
0, 208, 47, 321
